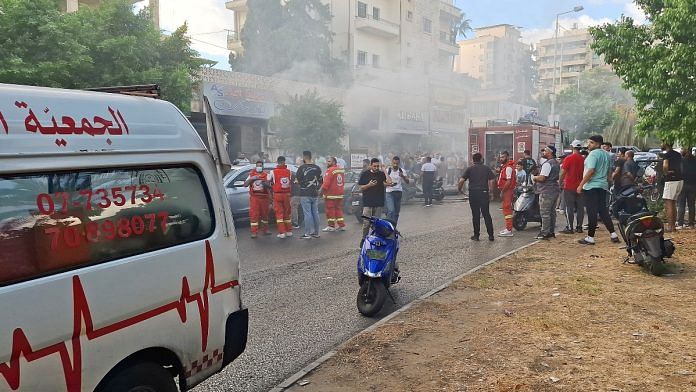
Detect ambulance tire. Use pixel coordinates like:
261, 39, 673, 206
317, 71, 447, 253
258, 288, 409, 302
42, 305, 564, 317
97, 362, 177, 392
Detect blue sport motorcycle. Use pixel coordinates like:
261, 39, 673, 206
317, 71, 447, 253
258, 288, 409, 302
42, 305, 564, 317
357, 216, 401, 317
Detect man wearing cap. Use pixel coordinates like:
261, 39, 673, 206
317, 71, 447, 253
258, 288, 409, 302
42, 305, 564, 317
577, 135, 621, 245
533, 145, 561, 239
559, 140, 586, 234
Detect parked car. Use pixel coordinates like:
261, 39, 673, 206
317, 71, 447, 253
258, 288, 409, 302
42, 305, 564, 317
224, 164, 356, 222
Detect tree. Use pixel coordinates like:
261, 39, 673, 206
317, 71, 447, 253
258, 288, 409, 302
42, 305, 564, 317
231, 0, 345, 83
554, 68, 633, 140
271, 90, 346, 156
603, 106, 656, 149
590, 0, 696, 146
0, 0, 208, 113
452, 12, 472, 40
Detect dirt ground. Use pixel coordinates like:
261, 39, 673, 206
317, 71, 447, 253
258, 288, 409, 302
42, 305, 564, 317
287, 230, 696, 392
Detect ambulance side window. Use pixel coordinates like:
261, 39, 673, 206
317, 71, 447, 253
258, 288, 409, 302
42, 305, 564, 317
0, 166, 214, 286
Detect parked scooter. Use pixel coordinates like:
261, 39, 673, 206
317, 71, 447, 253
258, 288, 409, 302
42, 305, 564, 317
611, 185, 675, 276
409, 173, 445, 202
512, 184, 541, 230
357, 216, 400, 317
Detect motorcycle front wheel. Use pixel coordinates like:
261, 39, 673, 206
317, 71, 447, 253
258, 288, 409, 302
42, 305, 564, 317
357, 278, 387, 317
434, 191, 445, 201
513, 212, 528, 231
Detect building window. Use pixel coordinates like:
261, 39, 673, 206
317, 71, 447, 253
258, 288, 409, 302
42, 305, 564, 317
357, 2, 367, 18
407, 11, 413, 21
373, 7, 380, 20
357, 50, 367, 66
372, 54, 380, 68
422, 17, 432, 33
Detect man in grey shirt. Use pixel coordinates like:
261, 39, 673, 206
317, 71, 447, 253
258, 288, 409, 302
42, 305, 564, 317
533, 146, 560, 240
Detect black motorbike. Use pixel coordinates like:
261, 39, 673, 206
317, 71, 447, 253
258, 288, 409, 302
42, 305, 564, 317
611, 185, 675, 276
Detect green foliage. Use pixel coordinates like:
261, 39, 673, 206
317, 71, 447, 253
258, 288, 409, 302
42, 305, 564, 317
452, 12, 472, 40
0, 0, 207, 113
555, 68, 633, 140
271, 90, 346, 156
231, 0, 346, 83
590, 0, 696, 146
603, 106, 657, 149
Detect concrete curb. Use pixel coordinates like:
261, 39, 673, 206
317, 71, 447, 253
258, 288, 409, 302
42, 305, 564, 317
270, 240, 540, 391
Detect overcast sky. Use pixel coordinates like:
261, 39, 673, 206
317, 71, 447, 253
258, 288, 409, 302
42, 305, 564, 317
135, 0, 646, 70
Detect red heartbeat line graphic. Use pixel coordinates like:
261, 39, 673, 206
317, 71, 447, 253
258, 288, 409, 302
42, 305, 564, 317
55, 138, 67, 147
0, 241, 239, 392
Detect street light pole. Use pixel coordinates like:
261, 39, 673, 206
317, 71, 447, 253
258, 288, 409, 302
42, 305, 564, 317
549, 5, 583, 128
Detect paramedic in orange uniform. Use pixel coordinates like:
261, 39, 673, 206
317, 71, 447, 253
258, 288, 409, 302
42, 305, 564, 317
245, 160, 270, 238
320, 156, 346, 232
268, 156, 294, 239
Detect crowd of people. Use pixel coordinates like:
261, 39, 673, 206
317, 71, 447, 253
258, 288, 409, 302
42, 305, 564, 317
241, 138, 695, 248
459, 134, 695, 246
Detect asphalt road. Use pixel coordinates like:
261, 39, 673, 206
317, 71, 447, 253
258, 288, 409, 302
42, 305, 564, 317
195, 197, 539, 392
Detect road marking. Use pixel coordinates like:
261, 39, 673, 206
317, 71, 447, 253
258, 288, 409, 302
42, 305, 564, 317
270, 240, 540, 391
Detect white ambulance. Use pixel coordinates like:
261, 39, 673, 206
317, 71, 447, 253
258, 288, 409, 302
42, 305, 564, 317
0, 84, 247, 391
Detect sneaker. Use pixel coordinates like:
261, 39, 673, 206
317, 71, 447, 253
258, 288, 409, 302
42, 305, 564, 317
675, 225, 685, 230
470, 235, 480, 241
300, 234, 312, 239
311, 233, 321, 238
610, 234, 621, 243
292, 225, 301, 229
576, 227, 583, 233
488, 235, 495, 242
285, 232, 293, 237
578, 237, 595, 245
561, 228, 575, 235
499, 229, 514, 237
322, 226, 336, 232
277, 233, 286, 239
536, 233, 553, 240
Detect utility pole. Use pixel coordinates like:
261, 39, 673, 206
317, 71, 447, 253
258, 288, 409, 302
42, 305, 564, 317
550, 5, 583, 128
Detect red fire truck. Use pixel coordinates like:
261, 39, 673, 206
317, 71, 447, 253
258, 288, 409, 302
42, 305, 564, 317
468, 122, 563, 165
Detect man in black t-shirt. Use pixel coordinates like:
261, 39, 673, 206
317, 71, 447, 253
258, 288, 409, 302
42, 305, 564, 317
358, 158, 390, 239
297, 150, 323, 239
662, 141, 683, 231
459, 153, 496, 241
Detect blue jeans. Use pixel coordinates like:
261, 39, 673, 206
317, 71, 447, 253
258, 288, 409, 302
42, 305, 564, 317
300, 196, 320, 235
385, 191, 403, 225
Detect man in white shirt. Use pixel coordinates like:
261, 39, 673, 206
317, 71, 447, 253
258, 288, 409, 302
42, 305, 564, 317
421, 157, 438, 207
384, 156, 410, 224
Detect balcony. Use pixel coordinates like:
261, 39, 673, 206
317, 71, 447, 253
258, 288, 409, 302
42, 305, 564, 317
438, 34, 459, 54
227, 30, 243, 52
354, 15, 399, 38
440, 0, 461, 18
225, 0, 247, 11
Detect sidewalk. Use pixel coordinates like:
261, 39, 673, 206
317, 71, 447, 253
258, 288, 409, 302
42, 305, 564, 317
286, 231, 696, 391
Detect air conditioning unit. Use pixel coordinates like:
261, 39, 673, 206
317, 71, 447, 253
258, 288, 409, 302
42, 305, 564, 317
265, 135, 281, 149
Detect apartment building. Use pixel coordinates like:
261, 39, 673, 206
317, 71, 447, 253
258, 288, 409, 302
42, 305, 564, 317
219, 0, 476, 154
225, 0, 461, 74
537, 27, 605, 92
59, 0, 160, 27
453, 24, 533, 100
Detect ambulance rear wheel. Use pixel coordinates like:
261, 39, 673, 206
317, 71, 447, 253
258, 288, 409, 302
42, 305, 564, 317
97, 362, 177, 392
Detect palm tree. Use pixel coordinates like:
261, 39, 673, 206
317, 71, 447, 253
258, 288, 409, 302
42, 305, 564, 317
451, 12, 472, 42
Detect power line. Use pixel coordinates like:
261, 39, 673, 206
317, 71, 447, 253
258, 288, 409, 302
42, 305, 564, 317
161, 28, 230, 51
